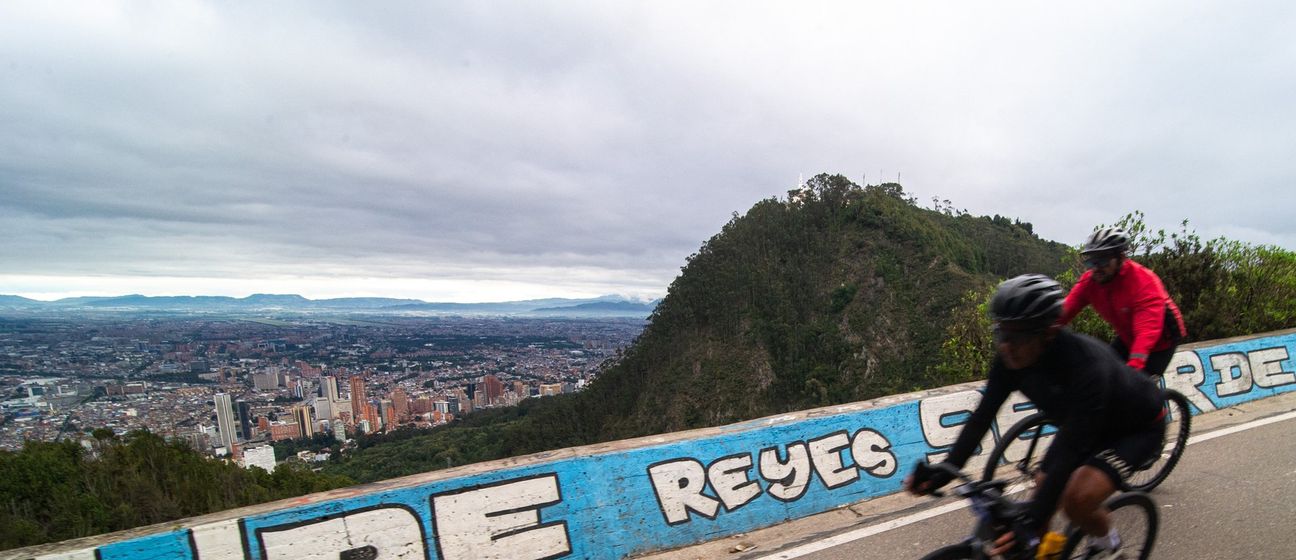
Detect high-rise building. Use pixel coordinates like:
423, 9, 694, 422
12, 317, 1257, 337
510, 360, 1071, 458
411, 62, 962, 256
391, 388, 409, 421
364, 401, 379, 430
237, 400, 254, 441
313, 397, 333, 423
293, 406, 314, 439
349, 376, 366, 423
483, 375, 504, 405
322, 376, 340, 402
379, 399, 395, 431
214, 393, 237, 450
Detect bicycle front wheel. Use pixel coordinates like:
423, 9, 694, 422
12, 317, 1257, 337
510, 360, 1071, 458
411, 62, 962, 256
981, 412, 1054, 497
1060, 491, 1159, 560
1125, 389, 1192, 492
919, 543, 979, 560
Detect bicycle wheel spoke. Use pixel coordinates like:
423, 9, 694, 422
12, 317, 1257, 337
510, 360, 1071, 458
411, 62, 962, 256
1063, 493, 1158, 560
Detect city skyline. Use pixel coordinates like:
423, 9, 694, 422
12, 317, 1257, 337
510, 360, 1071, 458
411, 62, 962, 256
0, 314, 640, 452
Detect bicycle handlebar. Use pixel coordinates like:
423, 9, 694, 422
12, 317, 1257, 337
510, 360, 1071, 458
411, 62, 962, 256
911, 461, 1039, 559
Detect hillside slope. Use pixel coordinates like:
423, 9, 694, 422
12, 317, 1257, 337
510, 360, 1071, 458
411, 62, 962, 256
324, 175, 1071, 481
579, 175, 1068, 438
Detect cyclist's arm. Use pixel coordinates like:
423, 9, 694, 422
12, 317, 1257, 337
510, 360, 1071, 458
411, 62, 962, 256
944, 365, 1013, 469
1057, 273, 1093, 326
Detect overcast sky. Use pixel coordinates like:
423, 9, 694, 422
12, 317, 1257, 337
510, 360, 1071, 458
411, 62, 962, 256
2, 1, 1294, 302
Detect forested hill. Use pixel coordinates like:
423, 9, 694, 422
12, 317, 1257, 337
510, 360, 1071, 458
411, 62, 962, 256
577, 175, 1069, 438
323, 175, 1072, 481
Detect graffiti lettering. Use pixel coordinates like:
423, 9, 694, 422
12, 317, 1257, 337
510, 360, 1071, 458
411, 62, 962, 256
648, 459, 720, 525
430, 473, 570, 560
647, 429, 898, 524
850, 428, 896, 477
258, 505, 426, 560
758, 443, 811, 502
1210, 346, 1296, 398
808, 431, 855, 489
1164, 350, 1215, 412
1249, 347, 1295, 388
708, 454, 762, 512
1212, 352, 1253, 397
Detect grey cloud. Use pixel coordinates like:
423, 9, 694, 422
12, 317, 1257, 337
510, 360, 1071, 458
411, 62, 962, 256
2, 1, 1295, 299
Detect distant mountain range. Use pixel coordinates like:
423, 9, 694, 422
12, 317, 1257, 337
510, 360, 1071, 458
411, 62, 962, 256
0, 293, 659, 318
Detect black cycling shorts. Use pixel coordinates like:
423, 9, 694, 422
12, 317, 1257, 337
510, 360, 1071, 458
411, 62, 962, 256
1085, 418, 1166, 486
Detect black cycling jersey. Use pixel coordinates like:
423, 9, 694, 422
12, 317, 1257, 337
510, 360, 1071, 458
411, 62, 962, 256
944, 329, 1164, 530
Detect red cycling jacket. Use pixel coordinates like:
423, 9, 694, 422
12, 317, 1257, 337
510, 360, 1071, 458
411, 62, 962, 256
1058, 259, 1187, 371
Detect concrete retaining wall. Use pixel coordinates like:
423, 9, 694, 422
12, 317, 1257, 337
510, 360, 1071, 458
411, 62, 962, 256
7, 328, 1295, 560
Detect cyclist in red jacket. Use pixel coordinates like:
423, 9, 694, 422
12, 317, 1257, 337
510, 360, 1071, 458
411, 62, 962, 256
1057, 227, 1187, 376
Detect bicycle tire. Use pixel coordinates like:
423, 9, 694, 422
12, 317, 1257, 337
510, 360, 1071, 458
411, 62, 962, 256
1125, 389, 1192, 492
981, 412, 1054, 497
1059, 491, 1158, 560
919, 543, 979, 560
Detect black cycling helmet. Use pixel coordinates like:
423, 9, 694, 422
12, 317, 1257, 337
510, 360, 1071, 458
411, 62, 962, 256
989, 274, 1064, 327
1081, 227, 1129, 255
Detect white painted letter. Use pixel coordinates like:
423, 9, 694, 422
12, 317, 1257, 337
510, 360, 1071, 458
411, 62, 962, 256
759, 444, 812, 501
1211, 352, 1253, 397
1249, 347, 1296, 388
647, 459, 720, 525
849, 429, 896, 478
1164, 351, 1216, 412
191, 519, 245, 560
431, 474, 570, 560
259, 506, 426, 560
919, 390, 996, 472
707, 454, 762, 511
808, 432, 858, 489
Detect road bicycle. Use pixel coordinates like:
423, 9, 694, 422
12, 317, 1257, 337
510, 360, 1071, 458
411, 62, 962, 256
981, 388, 1192, 493
915, 462, 1158, 560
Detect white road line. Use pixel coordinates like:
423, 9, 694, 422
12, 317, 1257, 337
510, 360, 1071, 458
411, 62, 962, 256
753, 409, 1296, 560
1187, 409, 1296, 445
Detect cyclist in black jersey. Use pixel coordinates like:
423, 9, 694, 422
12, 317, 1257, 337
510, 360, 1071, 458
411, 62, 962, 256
905, 274, 1165, 559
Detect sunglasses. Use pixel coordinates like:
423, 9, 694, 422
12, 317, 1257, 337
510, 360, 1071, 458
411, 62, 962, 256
992, 324, 1044, 345
1084, 255, 1115, 269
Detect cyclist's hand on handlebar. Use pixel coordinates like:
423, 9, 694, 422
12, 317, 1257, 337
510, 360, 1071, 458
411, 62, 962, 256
988, 523, 1039, 559
905, 461, 956, 495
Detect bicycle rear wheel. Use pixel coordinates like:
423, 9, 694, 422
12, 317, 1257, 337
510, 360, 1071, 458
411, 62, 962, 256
919, 543, 979, 560
1125, 389, 1192, 492
1060, 491, 1158, 560
981, 412, 1055, 497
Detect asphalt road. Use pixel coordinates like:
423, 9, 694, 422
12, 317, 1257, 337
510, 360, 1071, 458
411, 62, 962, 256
639, 392, 1296, 560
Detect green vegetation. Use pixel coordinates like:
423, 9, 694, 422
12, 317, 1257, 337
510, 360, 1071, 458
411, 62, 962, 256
932, 210, 1296, 376
0, 431, 352, 551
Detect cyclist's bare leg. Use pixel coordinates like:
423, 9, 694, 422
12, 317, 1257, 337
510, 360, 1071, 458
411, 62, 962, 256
1061, 465, 1117, 537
